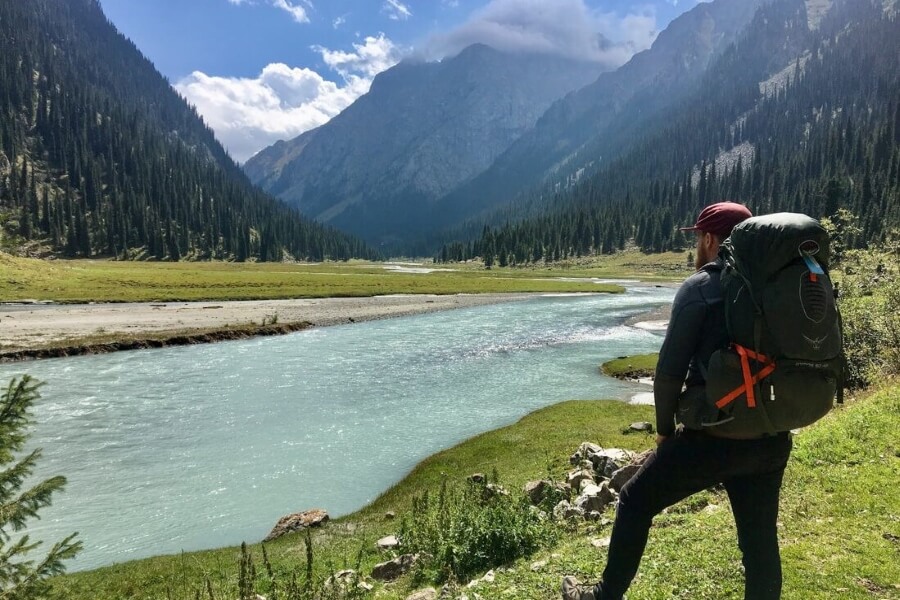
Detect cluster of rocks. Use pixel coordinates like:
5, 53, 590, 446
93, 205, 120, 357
523, 441, 652, 522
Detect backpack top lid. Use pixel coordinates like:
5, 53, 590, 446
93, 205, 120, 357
722, 213, 831, 289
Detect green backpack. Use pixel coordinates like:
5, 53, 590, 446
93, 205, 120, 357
702, 213, 844, 435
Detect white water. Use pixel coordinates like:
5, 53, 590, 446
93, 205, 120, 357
0, 285, 673, 570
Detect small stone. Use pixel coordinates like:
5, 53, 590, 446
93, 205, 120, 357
586, 510, 602, 522
372, 553, 418, 581
325, 569, 357, 589
358, 581, 374, 591
468, 473, 486, 484
482, 483, 509, 499
703, 504, 722, 514
384, 511, 397, 520
406, 588, 438, 600
628, 421, 654, 433
376, 535, 400, 550
530, 560, 548, 572
591, 537, 611, 549
481, 570, 495, 583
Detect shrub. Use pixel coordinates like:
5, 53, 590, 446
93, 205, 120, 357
399, 475, 557, 583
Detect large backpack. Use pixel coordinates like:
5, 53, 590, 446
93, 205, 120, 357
702, 213, 844, 435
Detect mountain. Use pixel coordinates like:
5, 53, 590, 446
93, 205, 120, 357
0, 0, 374, 261
439, 0, 899, 265
243, 45, 606, 248
433, 0, 771, 230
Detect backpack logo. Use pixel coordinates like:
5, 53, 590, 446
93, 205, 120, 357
803, 334, 828, 350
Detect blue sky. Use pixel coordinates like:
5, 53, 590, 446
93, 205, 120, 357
100, 0, 701, 162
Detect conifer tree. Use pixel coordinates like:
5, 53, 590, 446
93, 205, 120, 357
0, 376, 81, 598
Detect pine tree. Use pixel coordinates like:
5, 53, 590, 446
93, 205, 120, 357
0, 376, 82, 598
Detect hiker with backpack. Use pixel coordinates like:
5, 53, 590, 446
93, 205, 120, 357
562, 202, 843, 600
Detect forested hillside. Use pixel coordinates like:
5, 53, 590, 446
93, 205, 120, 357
439, 0, 900, 265
0, 0, 374, 262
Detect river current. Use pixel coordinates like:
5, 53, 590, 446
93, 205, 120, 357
1, 284, 674, 570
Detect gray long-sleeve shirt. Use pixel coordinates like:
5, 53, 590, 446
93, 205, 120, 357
653, 259, 727, 435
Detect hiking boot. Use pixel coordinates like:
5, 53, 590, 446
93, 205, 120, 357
561, 576, 599, 600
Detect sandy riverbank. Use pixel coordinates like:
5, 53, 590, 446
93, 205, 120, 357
0, 293, 541, 360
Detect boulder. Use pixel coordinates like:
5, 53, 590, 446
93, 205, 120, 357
570, 442, 602, 465
590, 449, 635, 479
264, 509, 329, 542
609, 463, 642, 492
553, 500, 585, 520
376, 535, 400, 550
567, 468, 596, 490
372, 553, 418, 581
575, 481, 616, 513
524, 479, 569, 505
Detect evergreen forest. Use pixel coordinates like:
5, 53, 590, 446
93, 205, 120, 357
0, 0, 375, 262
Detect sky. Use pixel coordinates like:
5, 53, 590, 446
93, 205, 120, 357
100, 0, 703, 162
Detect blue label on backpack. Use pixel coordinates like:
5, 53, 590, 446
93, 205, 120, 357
802, 254, 825, 275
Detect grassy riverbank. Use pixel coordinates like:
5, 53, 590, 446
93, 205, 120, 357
50, 385, 900, 599
601, 353, 659, 379
0, 250, 688, 303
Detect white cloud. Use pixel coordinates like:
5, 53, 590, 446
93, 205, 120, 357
175, 35, 402, 162
228, 0, 311, 24
272, 0, 309, 23
382, 0, 412, 21
420, 0, 658, 67
333, 15, 347, 29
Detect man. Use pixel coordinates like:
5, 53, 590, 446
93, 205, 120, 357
562, 202, 793, 600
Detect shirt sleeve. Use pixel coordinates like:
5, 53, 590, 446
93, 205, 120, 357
653, 277, 708, 435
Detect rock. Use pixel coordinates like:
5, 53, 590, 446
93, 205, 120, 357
358, 581, 374, 591
570, 442, 602, 465
468, 473, 486, 484
376, 535, 400, 550
406, 588, 437, 600
591, 537, 611, 549
627, 421, 654, 433
530, 559, 548, 572
553, 500, 585, 520
482, 483, 509, 499
586, 510, 603, 522
481, 570, 495, 583
589, 449, 635, 479
325, 569, 356, 589
633, 449, 654, 466
372, 553, 418, 581
524, 480, 549, 504
264, 508, 329, 542
567, 468, 596, 490
609, 463, 642, 492
385, 511, 397, 520
575, 481, 616, 513
525, 479, 571, 504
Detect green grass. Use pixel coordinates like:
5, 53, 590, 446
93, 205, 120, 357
600, 353, 659, 379
49, 385, 900, 599
0, 250, 695, 303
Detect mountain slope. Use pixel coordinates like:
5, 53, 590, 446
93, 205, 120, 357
444, 0, 899, 265
243, 45, 606, 247
0, 0, 373, 261
433, 0, 771, 230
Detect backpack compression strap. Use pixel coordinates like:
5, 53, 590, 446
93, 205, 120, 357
714, 344, 777, 410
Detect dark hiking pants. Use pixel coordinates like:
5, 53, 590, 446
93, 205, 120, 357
595, 429, 793, 600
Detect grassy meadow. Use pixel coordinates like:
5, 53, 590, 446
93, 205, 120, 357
48, 386, 900, 600
0, 250, 691, 303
